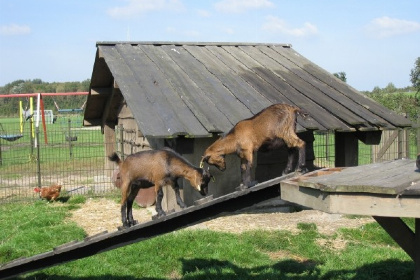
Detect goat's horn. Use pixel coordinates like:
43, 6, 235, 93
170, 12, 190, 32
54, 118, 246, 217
199, 158, 204, 168
197, 184, 201, 191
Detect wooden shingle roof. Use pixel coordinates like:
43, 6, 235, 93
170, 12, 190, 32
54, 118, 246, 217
84, 42, 412, 137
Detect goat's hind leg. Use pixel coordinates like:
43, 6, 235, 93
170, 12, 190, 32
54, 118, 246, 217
296, 143, 308, 174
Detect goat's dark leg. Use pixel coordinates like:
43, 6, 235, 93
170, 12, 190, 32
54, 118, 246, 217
295, 143, 308, 174
155, 187, 166, 218
120, 202, 129, 227
282, 148, 296, 175
126, 184, 141, 226
240, 157, 257, 189
173, 180, 187, 209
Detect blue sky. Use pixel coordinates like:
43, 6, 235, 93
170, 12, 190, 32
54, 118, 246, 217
0, 0, 419, 91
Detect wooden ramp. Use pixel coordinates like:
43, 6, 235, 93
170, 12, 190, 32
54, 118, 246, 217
0, 175, 291, 280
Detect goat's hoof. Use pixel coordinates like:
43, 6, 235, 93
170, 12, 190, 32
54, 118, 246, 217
129, 220, 138, 226
236, 183, 248, 191
152, 212, 166, 220
248, 180, 258, 188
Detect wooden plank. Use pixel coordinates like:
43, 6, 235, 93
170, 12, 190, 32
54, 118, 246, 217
128, 44, 209, 137
115, 44, 191, 137
275, 46, 412, 128
264, 46, 391, 129
140, 45, 227, 133
240, 45, 368, 127
207, 46, 326, 131
415, 219, 420, 280
373, 217, 415, 260
403, 182, 420, 196
161, 44, 251, 127
187, 45, 271, 115
0, 175, 290, 280
99, 46, 165, 137
281, 180, 420, 218
298, 160, 418, 194
221, 46, 352, 131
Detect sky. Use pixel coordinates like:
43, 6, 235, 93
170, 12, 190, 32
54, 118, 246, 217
0, 0, 419, 92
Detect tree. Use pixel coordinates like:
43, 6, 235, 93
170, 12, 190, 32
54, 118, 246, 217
384, 82, 397, 93
333, 72, 347, 82
410, 57, 420, 93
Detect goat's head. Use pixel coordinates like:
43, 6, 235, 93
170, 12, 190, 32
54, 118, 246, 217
200, 153, 226, 171
193, 168, 213, 196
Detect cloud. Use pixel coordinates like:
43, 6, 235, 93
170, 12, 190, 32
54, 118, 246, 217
262, 16, 318, 37
107, 0, 184, 18
197, 9, 211, 18
365, 16, 420, 38
0, 24, 31, 36
214, 0, 274, 13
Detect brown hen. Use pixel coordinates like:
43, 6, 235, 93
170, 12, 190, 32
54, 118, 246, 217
34, 184, 62, 201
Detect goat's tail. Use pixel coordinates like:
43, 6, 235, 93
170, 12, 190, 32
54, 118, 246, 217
296, 108, 309, 119
108, 152, 122, 164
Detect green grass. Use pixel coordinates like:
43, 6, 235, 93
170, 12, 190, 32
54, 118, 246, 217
0, 199, 414, 279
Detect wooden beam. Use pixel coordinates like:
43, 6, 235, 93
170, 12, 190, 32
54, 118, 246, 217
373, 216, 415, 260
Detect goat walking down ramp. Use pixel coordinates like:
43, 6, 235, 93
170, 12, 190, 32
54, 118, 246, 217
201, 103, 308, 188
109, 148, 212, 228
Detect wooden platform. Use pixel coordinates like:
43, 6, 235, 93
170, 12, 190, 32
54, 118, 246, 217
280, 159, 420, 280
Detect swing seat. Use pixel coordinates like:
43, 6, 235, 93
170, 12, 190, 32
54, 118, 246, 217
0, 134, 23, 142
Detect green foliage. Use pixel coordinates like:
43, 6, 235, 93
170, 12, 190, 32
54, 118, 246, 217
0, 79, 90, 117
410, 57, 420, 93
333, 72, 347, 82
367, 91, 420, 120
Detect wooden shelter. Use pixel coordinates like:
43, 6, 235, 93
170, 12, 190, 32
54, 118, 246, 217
83, 41, 412, 209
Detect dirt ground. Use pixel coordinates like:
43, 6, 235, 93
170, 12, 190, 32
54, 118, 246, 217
68, 198, 373, 236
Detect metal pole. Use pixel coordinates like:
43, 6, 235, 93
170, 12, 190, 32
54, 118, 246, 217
68, 119, 73, 159
36, 126, 41, 188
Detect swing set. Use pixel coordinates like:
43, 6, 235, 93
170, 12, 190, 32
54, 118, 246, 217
0, 92, 88, 164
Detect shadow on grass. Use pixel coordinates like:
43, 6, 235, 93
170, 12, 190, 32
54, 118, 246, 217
22, 258, 413, 280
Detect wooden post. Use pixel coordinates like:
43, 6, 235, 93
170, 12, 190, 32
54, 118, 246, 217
104, 122, 116, 177
415, 218, 420, 280
335, 132, 358, 167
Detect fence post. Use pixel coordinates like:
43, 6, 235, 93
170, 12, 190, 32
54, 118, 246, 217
119, 124, 124, 160
417, 117, 420, 155
398, 129, 403, 159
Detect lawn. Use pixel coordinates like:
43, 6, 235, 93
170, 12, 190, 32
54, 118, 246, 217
0, 198, 414, 280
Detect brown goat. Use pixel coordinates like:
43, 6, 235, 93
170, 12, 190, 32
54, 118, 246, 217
109, 148, 212, 227
201, 103, 308, 188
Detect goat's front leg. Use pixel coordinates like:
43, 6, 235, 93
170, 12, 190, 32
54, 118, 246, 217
239, 156, 257, 189
155, 187, 166, 218
173, 180, 187, 209
126, 198, 138, 227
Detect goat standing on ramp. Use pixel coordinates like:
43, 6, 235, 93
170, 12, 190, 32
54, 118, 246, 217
201, 103, 308, 189
109, 148, 212, 228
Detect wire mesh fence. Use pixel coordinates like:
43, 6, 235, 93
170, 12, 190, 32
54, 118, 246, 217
0, 116, 115, 203
1, 115, 419, 203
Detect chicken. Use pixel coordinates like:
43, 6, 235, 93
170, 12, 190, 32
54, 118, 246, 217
34, 184, 62, 201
